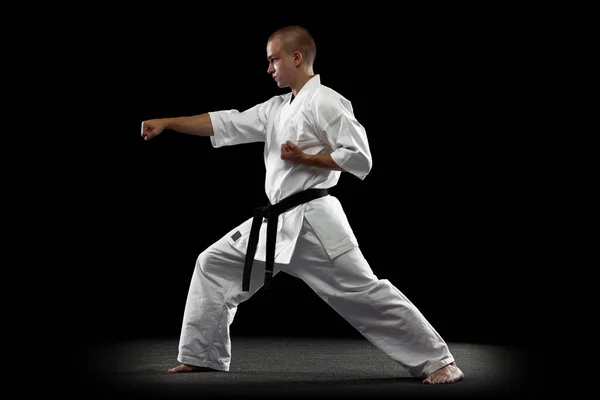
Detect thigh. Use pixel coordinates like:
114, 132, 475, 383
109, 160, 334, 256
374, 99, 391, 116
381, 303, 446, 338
199, 228, 246, 276
286, 218, 379, 294
199, 223, 287, 287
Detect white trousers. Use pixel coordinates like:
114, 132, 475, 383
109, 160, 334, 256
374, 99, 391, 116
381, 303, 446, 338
177, 218, 454, 378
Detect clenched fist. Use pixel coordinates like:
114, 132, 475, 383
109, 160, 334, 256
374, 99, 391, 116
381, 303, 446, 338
141, 119, 166, 141
281, 140, 305, 163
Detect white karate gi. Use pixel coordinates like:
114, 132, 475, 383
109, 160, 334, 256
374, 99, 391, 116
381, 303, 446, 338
176, 75, 454, 378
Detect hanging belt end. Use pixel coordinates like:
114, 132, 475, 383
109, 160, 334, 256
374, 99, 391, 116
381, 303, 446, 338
242, 276, 251, 292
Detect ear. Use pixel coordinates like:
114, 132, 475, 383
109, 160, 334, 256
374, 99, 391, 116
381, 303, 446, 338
293, 51, 303, 67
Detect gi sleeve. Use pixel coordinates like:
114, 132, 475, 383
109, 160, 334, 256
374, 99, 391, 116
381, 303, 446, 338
208, 99, 273, 148
315, 96, 373, 180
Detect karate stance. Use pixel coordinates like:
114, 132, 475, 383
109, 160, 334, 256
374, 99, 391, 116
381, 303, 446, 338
141, 25, 464, 384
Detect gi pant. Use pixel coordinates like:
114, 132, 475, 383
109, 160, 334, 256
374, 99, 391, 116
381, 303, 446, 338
176, 218, 455, 378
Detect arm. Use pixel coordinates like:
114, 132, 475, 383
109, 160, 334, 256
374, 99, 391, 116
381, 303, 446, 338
319, 98, 372, 180
162, 113, 214, 136
142, 99, 272, 145
281, 141, 342, 170
141, 113, 213, 141
285, 96, 372, 179
302, 153, 342, 170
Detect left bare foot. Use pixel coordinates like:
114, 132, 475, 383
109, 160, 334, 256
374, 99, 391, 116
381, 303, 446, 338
422, 362, 464, 384
168, 364, 219, 373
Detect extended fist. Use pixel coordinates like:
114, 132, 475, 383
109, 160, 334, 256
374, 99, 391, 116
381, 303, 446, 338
141, 119, 165, 141
281, 140, 305, 163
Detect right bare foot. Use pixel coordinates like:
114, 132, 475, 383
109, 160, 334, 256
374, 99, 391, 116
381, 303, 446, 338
168, 364, 219, 373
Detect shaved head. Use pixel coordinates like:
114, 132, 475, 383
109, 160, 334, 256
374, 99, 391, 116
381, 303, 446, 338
268, 25, 316, 67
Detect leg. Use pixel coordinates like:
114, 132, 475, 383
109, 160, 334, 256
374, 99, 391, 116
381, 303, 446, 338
287, 219, 464, 383
170, 229, 282, 373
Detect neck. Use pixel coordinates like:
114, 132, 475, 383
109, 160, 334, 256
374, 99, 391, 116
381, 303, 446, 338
290, 71, 315, 99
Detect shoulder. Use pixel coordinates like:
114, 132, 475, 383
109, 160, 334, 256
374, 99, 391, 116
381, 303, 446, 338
257, 93, 288, 115
311, 84, 347, 105
263, 93, 288, 106
307, 85, 353, 122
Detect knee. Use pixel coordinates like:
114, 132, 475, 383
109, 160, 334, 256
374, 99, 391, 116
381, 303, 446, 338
196, 243, 234, 276
196, 247, 217, 275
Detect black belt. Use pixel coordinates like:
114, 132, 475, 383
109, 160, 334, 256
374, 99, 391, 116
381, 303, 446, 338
242, 188, 329, 292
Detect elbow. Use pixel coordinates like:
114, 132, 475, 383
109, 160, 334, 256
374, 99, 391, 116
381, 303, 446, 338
355, 154, 372, 180
343, 151, 373, 181
364, 153, 373, 175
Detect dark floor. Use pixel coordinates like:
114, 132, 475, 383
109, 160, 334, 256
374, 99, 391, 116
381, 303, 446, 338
71, 336, 530, 398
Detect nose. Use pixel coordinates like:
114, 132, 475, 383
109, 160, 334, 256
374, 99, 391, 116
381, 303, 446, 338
267, 64, 274, 74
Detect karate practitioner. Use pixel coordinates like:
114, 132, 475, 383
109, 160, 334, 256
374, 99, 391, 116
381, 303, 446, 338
141, 25, 464, 384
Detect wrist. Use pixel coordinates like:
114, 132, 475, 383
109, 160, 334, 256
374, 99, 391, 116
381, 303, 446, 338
300, 153, 313, 165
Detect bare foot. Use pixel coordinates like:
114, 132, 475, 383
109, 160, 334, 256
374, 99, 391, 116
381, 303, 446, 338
422, 362, 464, 384
168, 364, 220, 373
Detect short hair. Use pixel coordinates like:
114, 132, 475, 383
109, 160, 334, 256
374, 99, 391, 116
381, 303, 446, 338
268, 25, 316, 67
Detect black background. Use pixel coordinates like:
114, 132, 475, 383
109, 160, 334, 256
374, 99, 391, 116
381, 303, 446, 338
50, 6, 535, 355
